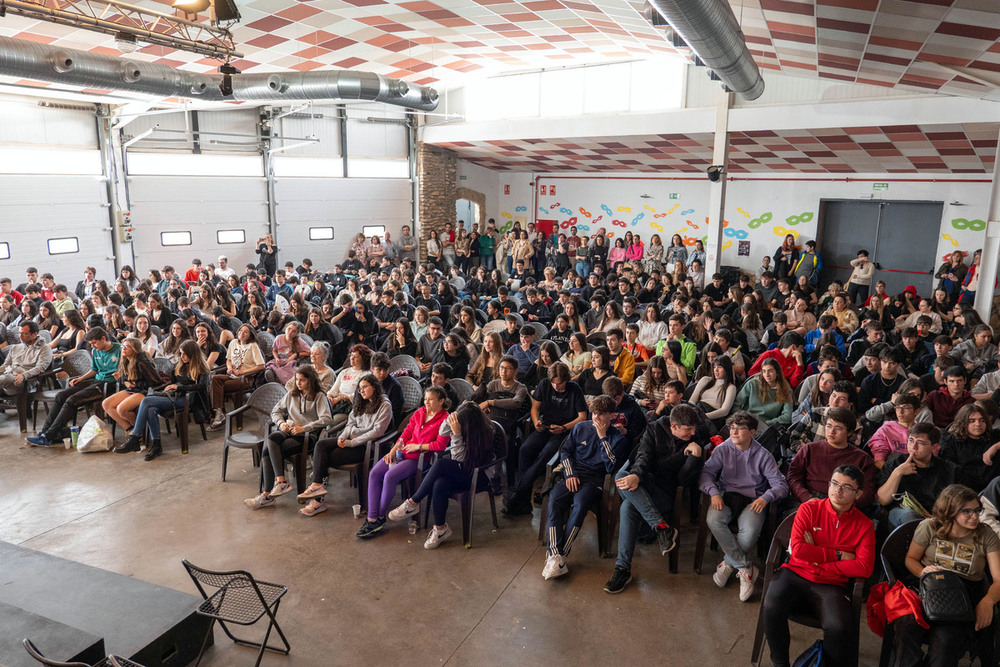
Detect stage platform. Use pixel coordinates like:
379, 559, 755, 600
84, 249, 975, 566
0, 541, 211, 667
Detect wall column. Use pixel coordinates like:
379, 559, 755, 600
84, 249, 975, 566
417, 143, 457, 262
974, 127, 1000, 323
705, 92, 732, 276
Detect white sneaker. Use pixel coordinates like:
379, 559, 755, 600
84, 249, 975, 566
244, 493, 275, 510
713, 560, 736, 588
424, 524, 453, 550
542, 554, 568, 580
389, 499, 420, 522
737, 565, 759, 602
269, 481, 292, 497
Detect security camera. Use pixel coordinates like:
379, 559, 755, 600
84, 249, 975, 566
706, 165, 724, 182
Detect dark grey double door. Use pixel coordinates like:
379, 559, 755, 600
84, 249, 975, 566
818, 199, 943, 298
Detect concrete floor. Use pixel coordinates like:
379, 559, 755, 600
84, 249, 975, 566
0, 409, 883, 666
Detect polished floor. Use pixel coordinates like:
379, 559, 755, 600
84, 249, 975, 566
0, 409, 882, 666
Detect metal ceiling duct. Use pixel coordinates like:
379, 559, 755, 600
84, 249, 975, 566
644, 0, 764, 101
0, 36, 440, 111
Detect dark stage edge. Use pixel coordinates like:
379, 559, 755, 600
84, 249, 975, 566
0, 541, 211, 667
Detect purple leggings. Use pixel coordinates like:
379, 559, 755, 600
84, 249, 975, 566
367, 458, 418, 520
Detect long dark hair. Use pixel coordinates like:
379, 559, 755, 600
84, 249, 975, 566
453, 401, 495, 473
352, 374, 385, 416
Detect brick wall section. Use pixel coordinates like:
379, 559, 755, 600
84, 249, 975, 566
417, 142, 457, 263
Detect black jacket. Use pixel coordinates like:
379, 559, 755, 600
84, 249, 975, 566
630, 413, 706, 490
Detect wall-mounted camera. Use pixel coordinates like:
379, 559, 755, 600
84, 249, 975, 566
706, 165, 724, 182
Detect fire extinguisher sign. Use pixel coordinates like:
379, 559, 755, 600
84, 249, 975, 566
504, 185, 510, 195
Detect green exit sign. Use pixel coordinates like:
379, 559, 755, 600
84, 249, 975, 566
669, 193, 679, 199
459, 175, 467, 180
873, 183, 889, 191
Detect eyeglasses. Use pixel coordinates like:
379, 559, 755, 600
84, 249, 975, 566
828, 479, 859, 494
958, 507, 984, 518
730, 425, 751, 432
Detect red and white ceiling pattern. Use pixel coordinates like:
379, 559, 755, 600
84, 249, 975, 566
438, 122, 1000, 174
0, 0, 998, 97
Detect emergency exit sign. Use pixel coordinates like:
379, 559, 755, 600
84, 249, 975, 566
873, 183, 889, 191
669, 193, 679, 199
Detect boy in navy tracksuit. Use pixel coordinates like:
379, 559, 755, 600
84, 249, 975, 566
542, 394, 628, 580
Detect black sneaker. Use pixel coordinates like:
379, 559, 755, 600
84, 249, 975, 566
603, 566, 632, 594
356, 517, 386, 539
656, 525, 678, 556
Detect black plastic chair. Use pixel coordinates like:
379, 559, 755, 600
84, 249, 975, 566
182, 559, 290, 667
328, 431, 394, 512
22, 639, 144, 667
750, 512, 866, 667
30, 349, 91, 430
422, 421, 508, 548
878, 519, 997, 667
536, 447, 616, 558
693, 491, 778, 574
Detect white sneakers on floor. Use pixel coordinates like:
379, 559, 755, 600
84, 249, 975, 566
713, 560, 736, 588
737, 565, 759, 602
542, 554, 568, 580
424, 524, 452, 549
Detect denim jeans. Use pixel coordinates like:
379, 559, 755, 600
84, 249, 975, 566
575, 261, 590, 277
481, 254, 495, 270
614, 466, 674, 571
706, 499, 767, 570
132, 394, 184, 440
888, 506, 924, 530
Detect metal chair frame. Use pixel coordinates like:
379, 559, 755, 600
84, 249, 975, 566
181, 560, 290, 667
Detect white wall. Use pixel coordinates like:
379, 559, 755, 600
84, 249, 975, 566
274, 177, 412, 270
457, 159, 498, 230
128, 174, 269, 274
496, 171, 991, 290
0, 174, 114, 287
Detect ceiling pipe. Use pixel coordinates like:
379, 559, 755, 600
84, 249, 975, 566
0, 36, 440, 111
644, 0, 764, 101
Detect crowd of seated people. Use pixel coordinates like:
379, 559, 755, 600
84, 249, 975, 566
5, 223, 1000, 666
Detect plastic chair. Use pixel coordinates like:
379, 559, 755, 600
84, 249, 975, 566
152, 356, 175, 379
221, 382, 287, 483
30, 349, 91, 430
182, 560, 290, 667
328, 431, 395, 512
298, 334, 313, 348
398, 375, 423, 414
481, 320, 506, 337
535, 447, 616, 558
447, 378, 475, 404
387, 354, 421, 378
877, 520, 921, 667
255, 332, 275, 360
528, 321, 548, 339
587, 331, 607, 346
450, 276, 466, 291
750, 512, 866, 667
22, 638, 145, 667
434, 422, 507, 548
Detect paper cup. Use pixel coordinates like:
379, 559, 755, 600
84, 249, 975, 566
352, 504, 362, 518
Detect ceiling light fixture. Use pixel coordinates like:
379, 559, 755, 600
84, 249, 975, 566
172, 0, 210, 14
114, 31, 137, 53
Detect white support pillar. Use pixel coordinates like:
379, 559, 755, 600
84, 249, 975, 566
705, 92, 732, 276
974, 127, 1000, 323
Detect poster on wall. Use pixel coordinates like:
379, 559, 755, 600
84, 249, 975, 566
550, 185, 556, 195
738, 240, 750, 256
541, 185, 547, 195
504, 185, 510, 195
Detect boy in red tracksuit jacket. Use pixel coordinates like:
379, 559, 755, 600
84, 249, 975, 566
762, 464, 875, 667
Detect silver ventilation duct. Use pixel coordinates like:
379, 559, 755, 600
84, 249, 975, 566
0, 36, 440, 111
645, 0, 764, 101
